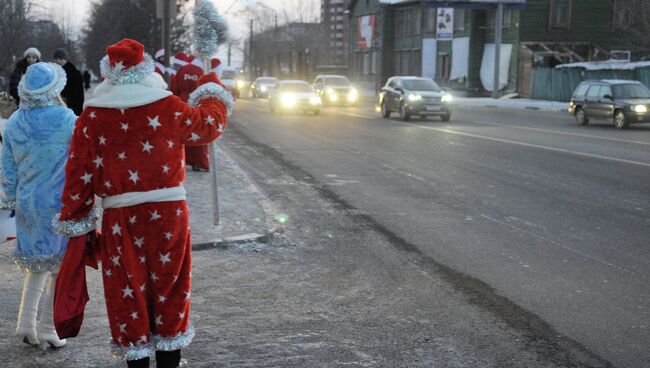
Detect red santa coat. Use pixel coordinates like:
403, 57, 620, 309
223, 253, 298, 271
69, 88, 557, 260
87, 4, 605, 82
56, 71, 231, 360
173, 60, 211, 170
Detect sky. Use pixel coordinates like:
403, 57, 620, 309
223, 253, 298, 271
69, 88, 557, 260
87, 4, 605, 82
42, 0, 319, 66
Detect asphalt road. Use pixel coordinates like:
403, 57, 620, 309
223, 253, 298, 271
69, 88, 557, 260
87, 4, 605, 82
227, 97, 650, 368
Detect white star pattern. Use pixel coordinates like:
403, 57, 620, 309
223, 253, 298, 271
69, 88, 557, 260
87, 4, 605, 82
139, 255, 146, 264
167, 139, 174, 149
217, 123, 225, 133
69, 152, 75, 159
84, 198, 93, 206
164, 232, 172, 240
83, 127, 88, 138
150, 273, 159, 282
138, 335, 147, 345
113, 61, 125, 71
118, 152, 127, 160
112, 223, 122, 236
70, 193, 80, 201
184, 119, 192, 126
189, 133, 200, 142
129, 215, 137, 224
128, 170, 140, 184
111, 255, 120, 266
117, 246, 122, 255
180, 159, 185, 167
119, 108, 126, 115
80, 172, 93, 184
173, 274, 179, 283
130, 311, 139, 320
119, 323, 127, 333
174, 111, 182, 119
184, 291, 191, 301
93, 155, 104, 168
176, 208, 183, 216
139, 284, 146, 292
162, 164, 170, 174
134, 237, 144, 248
149, 210, 161, 221
158, 295, 167, 303
147, 116, 162, 130
205, 115, 215, 125
155, 315, 163, 326
141, 141, 154, 153
104, 269, 112, 278
179, 311, 185, 319
122, 285, 134, 299
89, 111, 96, 119
105, 181, 112, 189
159, 252, 171, 266
99, 136, 107, 145
120, 122, 129, 132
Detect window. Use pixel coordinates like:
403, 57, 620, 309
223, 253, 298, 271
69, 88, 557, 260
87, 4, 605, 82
573, 83, 590, 98
586, 85, 601, 99
404, 10, 412, 36
488, 9, 512, 29
599, 86, 612, 99
613, 0, 633, 30
454, 9, 465, 31
549, 0, 572, 29
414, 8, 422, 35
396, 11, 403, 37
426, 8, 436, 32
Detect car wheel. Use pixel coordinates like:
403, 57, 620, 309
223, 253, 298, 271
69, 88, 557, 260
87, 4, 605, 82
399, 103, 410, 121
575, 107, 589, 126
440, 114, 451, 122
381, 102, 391, 118
614, 110, 628, 129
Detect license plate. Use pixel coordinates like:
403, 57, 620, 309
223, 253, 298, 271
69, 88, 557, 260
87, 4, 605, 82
426, 105, 440, 111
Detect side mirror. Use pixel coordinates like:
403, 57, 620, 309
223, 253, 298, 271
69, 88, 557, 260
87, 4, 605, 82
603, 94, 614, 101
395, 87, 404, 94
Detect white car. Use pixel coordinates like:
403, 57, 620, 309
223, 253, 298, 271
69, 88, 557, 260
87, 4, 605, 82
0, 119, 16, 243
269, 80, 322, 115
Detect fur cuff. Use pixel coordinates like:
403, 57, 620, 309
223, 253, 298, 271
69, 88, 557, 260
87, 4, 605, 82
53, 206, 101, 237
188, 83, 234, 116
0, 197, 15, 210
153, 326, 195, 351
111, 342, 153, 361
14, 252, 65, 272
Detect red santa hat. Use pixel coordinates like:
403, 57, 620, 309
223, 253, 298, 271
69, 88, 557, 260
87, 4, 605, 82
100, 38, 155, 85
210, 58, 221, 70
172, 52, 189, 67
155, 48, 165, 59
187, 55, 204, 69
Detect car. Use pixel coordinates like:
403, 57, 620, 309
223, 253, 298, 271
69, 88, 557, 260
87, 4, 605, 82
312, 75, 358, 106
220, 67, 248, 98
269, 80, 321, 115
379, 76, 453, 121
569, 79, 650, 129
251, 77, 278, 98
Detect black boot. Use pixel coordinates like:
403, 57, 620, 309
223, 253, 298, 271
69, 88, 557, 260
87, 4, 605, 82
127, 357, 150, 368
156, 350, 181, 368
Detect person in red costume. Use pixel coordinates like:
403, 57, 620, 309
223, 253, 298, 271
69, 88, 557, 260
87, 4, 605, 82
53, 39, 232, 368
173, 56, 211, 172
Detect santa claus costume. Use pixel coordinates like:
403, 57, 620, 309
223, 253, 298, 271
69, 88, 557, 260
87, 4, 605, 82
54, 39, 231, 367
173, 56, 211, 172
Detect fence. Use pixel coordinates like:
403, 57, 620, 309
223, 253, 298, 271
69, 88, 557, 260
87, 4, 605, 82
530, 67, 650, 101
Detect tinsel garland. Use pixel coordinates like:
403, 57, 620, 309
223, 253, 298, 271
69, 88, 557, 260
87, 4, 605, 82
192, 0, 228, 58
17, 63, 68, 110
52, 206, 102, 237
188, 82, 234, 116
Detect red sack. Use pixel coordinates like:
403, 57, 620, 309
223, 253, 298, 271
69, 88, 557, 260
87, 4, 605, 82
54, 230, 101, 338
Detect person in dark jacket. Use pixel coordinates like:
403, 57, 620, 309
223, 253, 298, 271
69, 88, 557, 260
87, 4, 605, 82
82, 70, 91, 91
9, 48, 41, 104
53, 49, 84, 115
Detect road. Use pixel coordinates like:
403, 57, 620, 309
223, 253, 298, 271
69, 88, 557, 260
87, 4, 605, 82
224, 97, 650, 368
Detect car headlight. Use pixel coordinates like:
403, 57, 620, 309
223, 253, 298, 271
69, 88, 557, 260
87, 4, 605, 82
348, 88, 358, 102
326, 88, 335, 95
329, 94, 338, 102
261, 85, 267, 92
236, 80, 246, 89
281, 94, 296, 108
408, 94, 422, 102
441, 94, 453, 103
310, 96, 321, 105
632, 104, 647, 113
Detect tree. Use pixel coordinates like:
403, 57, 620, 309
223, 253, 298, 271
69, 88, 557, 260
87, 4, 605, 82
83, 0, 191, 75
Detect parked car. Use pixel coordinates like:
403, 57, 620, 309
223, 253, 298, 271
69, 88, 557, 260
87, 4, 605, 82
569, 79, 650, 129
269, 80, 321, 115
220, 67, 248, 98
312, 75, 358, 106
379, 76, 452, 121
251, 77, 278, 98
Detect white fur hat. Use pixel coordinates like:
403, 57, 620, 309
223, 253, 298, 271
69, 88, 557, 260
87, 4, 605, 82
23, 47, 41, 60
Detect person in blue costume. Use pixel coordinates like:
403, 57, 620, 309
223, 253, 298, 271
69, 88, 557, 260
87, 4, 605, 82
0, 62, 76, 348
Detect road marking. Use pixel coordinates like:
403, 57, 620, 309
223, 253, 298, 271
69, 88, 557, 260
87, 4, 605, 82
472, 120, 650, 146
332, 111, 375, 120
395, 122, 650, 168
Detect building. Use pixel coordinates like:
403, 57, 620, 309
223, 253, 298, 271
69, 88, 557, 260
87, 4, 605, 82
321, 0, 349, 67
346, 0, 650, 97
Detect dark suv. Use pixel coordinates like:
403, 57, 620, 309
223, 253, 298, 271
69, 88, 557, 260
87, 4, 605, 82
569, 80, 650, 129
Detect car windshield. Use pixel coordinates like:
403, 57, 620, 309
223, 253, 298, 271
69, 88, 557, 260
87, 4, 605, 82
280, 83, 311, 92
402, 79, 440, 92
258, 78, 277, 84
325, 77, 351, 86
612, 84, 650, 99
222, 70, 238, 79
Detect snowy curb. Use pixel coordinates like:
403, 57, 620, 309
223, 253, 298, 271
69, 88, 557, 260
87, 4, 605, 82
453, 98, 569, 113
192, 228, 277, 251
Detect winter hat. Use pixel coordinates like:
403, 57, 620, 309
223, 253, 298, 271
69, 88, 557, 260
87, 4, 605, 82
155, 48, 165, 59
210, 58, 221, 70
23, 47, 41, 60
17, 62, 67, 109
100, 38, 154, 85
53, 48, 69, 60
172, 52, 189, 67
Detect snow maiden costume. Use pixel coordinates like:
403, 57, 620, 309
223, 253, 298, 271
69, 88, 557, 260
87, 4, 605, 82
54, 39, 231, 368
0, 62, 76, 348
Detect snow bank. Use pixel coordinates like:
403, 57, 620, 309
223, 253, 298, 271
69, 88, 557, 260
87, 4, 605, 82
556, 60, 650, 71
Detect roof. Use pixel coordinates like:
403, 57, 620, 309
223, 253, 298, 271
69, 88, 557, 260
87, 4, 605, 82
556, 60, 650, 71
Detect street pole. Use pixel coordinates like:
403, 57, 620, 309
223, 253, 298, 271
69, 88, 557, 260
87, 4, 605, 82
163, 0, 172, 85
249, 18, 254, 81
492, 2, 503, 98
202, 56, 221, 225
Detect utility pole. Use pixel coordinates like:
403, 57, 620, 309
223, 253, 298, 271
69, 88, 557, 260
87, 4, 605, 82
249, 18, 254, 81
492, 2, 504, 98
163, 0, 171, 85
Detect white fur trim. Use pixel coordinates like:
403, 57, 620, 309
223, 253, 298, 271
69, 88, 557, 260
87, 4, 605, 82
85, 73, 172, 109
155, 49, 165, 59
190, 58, 204, 68
172, 57, 188, 67
188, 82, 234, 116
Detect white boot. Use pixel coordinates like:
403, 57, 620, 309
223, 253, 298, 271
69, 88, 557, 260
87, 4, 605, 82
37, 272, 67, 348
16, 270, 48, 345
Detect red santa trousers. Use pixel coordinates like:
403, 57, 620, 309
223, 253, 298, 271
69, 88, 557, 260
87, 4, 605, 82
185, 145, 210, 170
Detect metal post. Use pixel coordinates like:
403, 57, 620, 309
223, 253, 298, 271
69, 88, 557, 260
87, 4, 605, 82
163, 0, 172, 85
492, 2, 503, 98
203, 57, 221, 225
249, 18, 254, 81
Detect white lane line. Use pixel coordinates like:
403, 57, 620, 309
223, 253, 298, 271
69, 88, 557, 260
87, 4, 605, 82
395, 122, 650, 168
334, 111, 375, 120
473, 120, 650, 146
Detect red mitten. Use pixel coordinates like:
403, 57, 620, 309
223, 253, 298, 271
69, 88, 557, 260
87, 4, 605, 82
198, 72, 226, 89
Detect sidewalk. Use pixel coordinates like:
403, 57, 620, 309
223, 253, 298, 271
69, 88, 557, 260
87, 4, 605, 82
0, 143, 277, 367
453, 97, 569, 112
